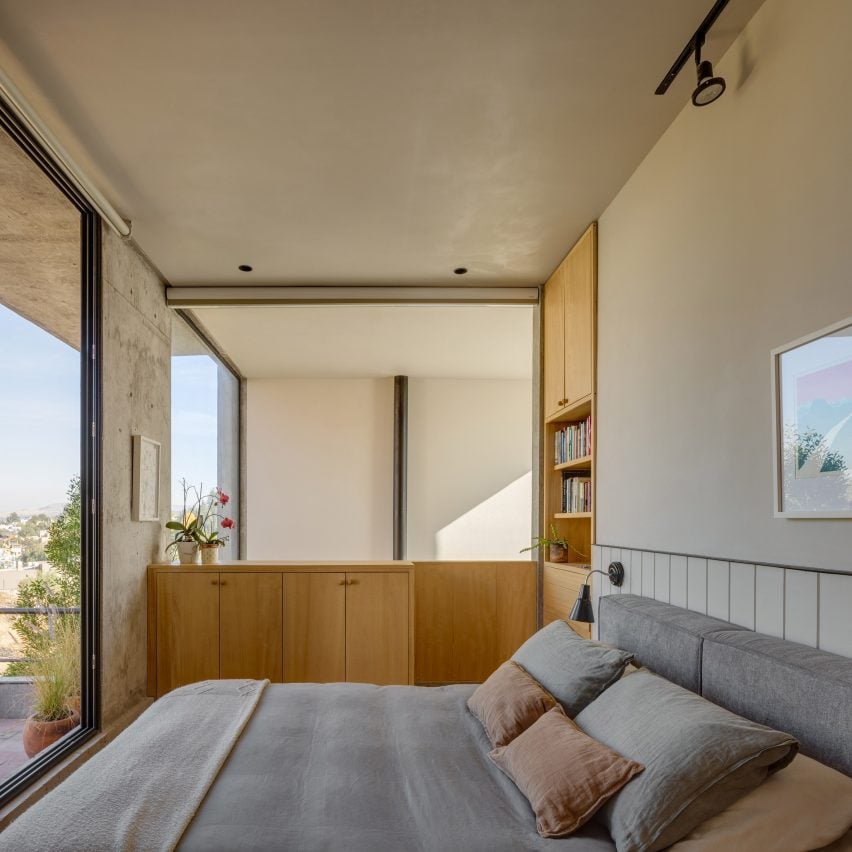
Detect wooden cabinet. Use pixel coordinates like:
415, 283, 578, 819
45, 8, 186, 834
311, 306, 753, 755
283, 572, 346, 682
346, 572, 410, 685
541, 222, 597, 579
148, 563, 414, 697
155, 572, 220, 695
414, 562, 537, 683
220, 572, 283, 681
543, 223, 596, 420
543, 563, 592, 640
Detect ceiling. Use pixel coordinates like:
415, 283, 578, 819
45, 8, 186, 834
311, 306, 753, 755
0, 0, 762, 288
0, 123, 79, 348
191, 305, 533, 379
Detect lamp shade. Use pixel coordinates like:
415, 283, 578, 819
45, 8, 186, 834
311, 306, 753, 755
569, 583, 595, 623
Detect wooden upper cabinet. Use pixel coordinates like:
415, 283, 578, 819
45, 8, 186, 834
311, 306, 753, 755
346, 572, 410, 685
156, 572, 220, 696
220, 572, 283, 681
543, 263, 566, 419
283, 572, 346, 683
543, 223, 597, 417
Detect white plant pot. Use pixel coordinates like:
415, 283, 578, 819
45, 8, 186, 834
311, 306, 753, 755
200, 544, 220, 565
175, 541, 199, 565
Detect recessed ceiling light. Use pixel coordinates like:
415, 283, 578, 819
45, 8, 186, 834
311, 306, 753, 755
238, 264, 253, 272
454, 267, 468, 275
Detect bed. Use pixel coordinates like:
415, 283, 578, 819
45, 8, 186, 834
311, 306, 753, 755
2, 594, 851, 851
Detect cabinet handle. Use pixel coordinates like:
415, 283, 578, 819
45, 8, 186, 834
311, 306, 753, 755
219, 581, 226, 586
338, 579, 346, 586
210, 580, 217, 585
348, 579, 358, 586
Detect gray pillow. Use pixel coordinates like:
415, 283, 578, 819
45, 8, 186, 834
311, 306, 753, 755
511, 620, 633, 717
574, 669, 799, 852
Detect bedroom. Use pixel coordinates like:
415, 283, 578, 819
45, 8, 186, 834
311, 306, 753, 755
0, 0, 850, 849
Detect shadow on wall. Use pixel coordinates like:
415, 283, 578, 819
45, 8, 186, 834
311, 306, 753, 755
435, 472, 532, 560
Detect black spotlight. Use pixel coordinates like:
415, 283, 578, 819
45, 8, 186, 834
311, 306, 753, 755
692, 58, 725, 107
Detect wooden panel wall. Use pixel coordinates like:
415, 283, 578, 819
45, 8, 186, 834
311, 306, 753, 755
591, 545, 852, 658
414, 561, 537, 683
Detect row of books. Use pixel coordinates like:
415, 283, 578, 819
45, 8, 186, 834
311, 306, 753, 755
554, 416, 592, 465
562, 472, 592, 514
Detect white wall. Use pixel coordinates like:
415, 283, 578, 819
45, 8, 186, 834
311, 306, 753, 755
246, 378, 393, 560
407, 378, 533, 560
596, 0, 852, 572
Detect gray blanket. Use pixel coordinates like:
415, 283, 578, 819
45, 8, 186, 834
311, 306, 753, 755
180, 683, 615, 851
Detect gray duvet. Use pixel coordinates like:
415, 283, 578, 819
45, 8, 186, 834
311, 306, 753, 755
180, 683, 616, 852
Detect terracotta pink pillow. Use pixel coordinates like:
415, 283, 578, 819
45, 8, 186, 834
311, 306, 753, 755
490, 707, 644, 838
467, 661, 559, 747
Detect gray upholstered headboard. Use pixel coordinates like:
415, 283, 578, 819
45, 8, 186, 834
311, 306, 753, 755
598, 594, 852, 776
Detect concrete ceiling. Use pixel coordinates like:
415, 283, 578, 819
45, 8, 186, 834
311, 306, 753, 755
0, 124, 79, 348
191, 305, 533, 379
0, 0, 762, 288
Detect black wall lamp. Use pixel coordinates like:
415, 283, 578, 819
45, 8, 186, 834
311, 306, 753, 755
655, 0, 731, 107
569, 562, 625, 624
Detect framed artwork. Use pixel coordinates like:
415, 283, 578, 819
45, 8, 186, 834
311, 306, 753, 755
132, 434, 161, 522
772, 316, 852, 518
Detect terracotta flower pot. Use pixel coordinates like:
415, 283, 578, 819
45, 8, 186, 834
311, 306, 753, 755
548, 544, 571, 563
23, 711, 80, 758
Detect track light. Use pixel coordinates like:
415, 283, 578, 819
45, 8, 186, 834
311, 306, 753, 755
692, 53, 725, 107
655, 0, 730, 107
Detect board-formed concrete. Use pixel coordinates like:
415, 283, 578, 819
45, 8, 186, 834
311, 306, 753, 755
101, 228, 170, 725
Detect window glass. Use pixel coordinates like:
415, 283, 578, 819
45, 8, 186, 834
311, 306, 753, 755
171, 315, 240, 560
0, 124, 83, 784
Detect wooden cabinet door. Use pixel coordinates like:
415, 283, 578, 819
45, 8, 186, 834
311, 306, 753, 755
542, 265, 566, 419
346, 572, 409, 685
283, 573, 346, 682
156, 572, 220, 696
220, 572, 283, 681
563, 225, 595, 405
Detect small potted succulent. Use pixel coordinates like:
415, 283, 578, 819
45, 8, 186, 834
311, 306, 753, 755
520, 525, 580, 563
166, 481, 234, 565
23, 619, 81, 758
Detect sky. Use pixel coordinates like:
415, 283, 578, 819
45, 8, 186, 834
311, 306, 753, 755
171, 355, 218, 510
0, 304, 79, 514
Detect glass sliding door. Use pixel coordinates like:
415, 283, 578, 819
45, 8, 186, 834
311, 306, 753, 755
0, 99, 100, 802
171, 314, 241, 560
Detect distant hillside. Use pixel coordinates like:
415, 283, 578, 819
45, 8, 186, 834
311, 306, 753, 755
0, 502, 65, 519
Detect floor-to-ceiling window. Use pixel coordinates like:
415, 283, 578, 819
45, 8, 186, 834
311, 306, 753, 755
0, 101, 100, 801
171, 314, 241, 560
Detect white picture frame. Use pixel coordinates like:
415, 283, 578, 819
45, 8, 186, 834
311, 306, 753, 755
132, 434, 161, 522
772, 316, 852, 518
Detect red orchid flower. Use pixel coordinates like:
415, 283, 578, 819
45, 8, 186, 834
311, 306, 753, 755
216, 488, 230, 506
221, 517, 234, 529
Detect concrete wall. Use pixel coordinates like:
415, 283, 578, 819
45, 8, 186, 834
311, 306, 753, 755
406, 378, 533, 560
246, 378, 394, 560
596, 0, 852, 572
101, 228, 170, 724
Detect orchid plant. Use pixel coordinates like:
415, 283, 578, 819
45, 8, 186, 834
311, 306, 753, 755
166, 479, 234, 554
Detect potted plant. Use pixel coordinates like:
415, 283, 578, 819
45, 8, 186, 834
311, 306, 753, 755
166, 480, 201, 564
23, 618, 81, 758
520, 525, 582, 563
192, 486, 233, 565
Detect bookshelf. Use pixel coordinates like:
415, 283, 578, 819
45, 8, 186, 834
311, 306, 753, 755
541, 224, 596, 630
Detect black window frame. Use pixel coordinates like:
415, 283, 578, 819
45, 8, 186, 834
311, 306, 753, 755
0, 96, 101, 806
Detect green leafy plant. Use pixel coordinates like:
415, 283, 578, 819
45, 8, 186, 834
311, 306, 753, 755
7, 477, 80, 676
30, 617, 80, 722
520, 525, 575, 555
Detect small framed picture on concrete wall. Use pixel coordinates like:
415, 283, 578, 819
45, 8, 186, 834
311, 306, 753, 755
773, 316, 852, 517
132, 434, 161, 522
